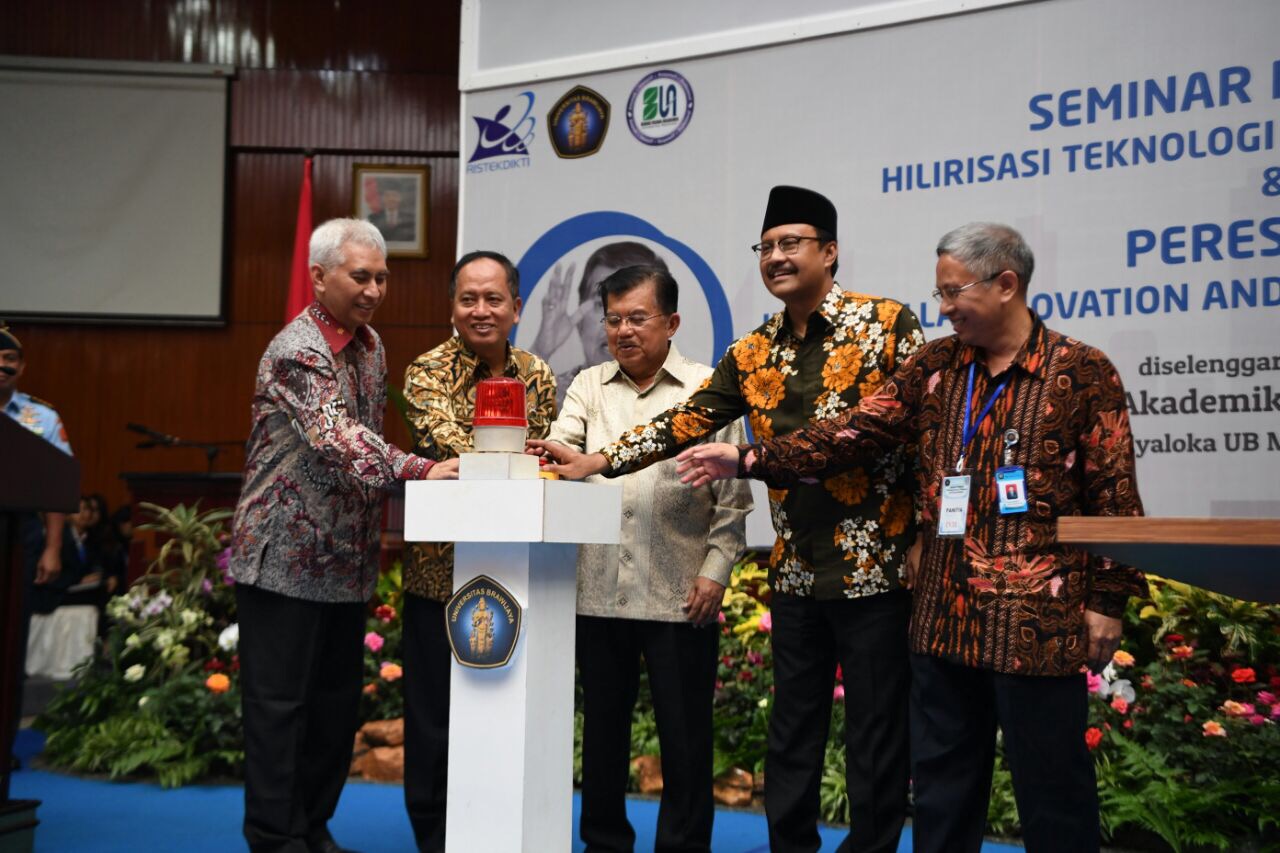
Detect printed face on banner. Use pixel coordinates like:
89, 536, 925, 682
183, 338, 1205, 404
517, 237, 713, 404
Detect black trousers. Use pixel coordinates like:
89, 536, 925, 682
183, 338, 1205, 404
766, 591, 911, 853
910, 653, 1099, 853
577, 615, 719, 853
235, 583, 366, 853
402, 593, 452, 853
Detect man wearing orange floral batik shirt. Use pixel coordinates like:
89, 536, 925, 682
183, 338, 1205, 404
532, 186, 924, 853
676, 223, 1147, 853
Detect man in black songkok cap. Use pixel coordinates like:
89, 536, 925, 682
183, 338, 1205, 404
532, 185, 925, 852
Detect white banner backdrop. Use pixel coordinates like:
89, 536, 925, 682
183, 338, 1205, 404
459, 0, 1280, 523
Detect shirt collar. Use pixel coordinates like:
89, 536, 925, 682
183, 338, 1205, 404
453, 335, 516, 380
3, 390, 27, 416
956, 309, 1049, 379
602, 341, 693, 389
308, 301, 375, 354
766, 281, 844, 342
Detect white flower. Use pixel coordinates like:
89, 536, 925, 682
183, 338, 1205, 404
141, 591, 173, 618
757, 697, 769, 708
124, 633, 142, 649
218, 623, 240, 652
138, 696, 149, 708
179, 609, 199, 628
153, 629, 175, 651
124, 664, 146, 682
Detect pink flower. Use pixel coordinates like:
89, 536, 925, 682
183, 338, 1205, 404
1111, 697, 1129, 714
1272, 704, 1280, 719
758, 611, 772, 633
374, 604, 396, 624
1248, 714, 1267, 726
1256, 690, 1277, 706
1202, 720, 1227, 737
1221, 701, 1254, 718
1086, 671, 1103, 694
364, 632, 384, 653
833, 684, 845, 702
717, 611, 726, 624
746, 650, 764, 667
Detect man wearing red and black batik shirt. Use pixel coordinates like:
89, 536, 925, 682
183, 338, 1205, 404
677, 222, 1147, 853
230, 219, 458, 853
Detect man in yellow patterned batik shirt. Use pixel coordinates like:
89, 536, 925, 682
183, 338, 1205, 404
533, 186, 925, 853
400, 250, 556, 853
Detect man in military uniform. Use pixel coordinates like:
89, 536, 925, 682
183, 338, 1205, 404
2, 324, 71, 589
2, 323, 74, 774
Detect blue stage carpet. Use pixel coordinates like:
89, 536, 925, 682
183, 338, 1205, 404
11, 729, 1021, 851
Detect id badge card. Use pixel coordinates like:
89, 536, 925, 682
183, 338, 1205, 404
937, 473, 971, 538
995, 466, 1028, 515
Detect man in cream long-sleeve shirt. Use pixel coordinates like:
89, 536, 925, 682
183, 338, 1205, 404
545, 264, 751, 852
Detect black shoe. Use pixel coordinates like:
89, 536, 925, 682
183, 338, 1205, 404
309, 839, 364, 853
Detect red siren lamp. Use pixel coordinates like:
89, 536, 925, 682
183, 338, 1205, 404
473, 377, 528, 452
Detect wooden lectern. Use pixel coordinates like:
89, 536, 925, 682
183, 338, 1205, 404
0, 414, 80, 845
1058, 517, 1280, 603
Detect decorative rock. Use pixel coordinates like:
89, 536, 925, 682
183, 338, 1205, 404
361, 718, 405, 747
350, 731, 371, 776
631, 755, 664, 794
713, 767, 754, 807
358, 745, 405, 782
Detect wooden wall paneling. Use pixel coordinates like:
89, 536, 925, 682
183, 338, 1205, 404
232, 69, 459, 153
0, 0, 462, 74
4, 0, 463, 513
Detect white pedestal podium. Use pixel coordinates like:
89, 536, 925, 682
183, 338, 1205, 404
404, 476, 622, 853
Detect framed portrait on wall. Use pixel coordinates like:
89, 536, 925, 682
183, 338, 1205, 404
352, 163, 429, 258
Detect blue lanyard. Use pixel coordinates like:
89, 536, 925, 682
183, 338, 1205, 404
956, 362, 1010, 470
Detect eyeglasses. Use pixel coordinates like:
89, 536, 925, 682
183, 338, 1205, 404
601, 312, 668, 329
750, 236, 822, 258
931, 273, 1001, 302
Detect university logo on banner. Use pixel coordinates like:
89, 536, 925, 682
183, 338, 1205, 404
446, 575, 522, 668
547, 85, 610, 158
467, 91, 536, 174
626, 70, 694, 146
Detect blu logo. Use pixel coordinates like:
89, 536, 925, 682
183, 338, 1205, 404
627, 70, 694, 146
642, 84, 678, 123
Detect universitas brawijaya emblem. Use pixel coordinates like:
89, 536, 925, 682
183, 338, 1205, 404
445, 575, 523, 668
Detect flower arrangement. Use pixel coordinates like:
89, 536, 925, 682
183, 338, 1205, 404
36, 529, 1280, 851
36, 503, 243, 787
35, 503, 412, 787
